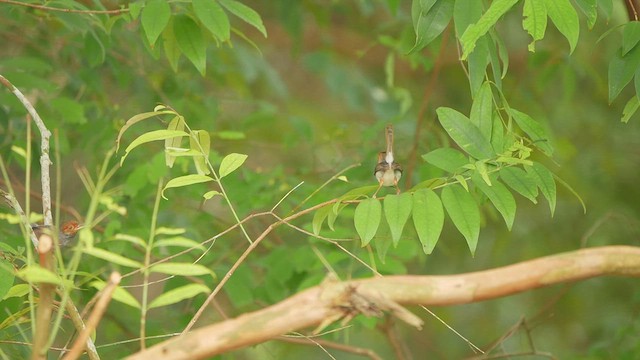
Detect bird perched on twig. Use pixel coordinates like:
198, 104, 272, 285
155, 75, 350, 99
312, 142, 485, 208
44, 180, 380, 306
373, 124, 402, 197
32, 220, 82, 247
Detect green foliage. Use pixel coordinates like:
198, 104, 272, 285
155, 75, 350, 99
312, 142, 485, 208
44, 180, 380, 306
0, 0, 637, 358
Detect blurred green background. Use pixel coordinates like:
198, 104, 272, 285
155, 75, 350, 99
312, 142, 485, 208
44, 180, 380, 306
1, 0, 639, 358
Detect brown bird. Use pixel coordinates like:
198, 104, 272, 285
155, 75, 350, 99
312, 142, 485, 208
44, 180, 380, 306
32, 220, 82, 247
373, 124, 402, 197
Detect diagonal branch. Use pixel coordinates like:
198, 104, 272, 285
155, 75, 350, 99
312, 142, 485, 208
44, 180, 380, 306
127, 245, 640, 360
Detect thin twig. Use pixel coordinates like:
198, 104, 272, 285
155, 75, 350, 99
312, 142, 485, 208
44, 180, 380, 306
63, 272, 121, 360
0, 0, 128, 15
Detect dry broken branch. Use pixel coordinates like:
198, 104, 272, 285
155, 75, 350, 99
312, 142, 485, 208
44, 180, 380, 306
127, 245, 640, 360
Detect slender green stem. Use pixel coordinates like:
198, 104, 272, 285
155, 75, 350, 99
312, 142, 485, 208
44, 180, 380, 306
184, 122, 253, 244
140, 180, 163, 350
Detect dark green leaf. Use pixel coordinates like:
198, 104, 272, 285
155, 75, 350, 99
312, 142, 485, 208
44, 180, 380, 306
162, 20, 181, 72
453, 0, 482, 36
509, 108, 554, 155
500, 166, 538, 203
543, 0, 579, 53
623, 22, 640, 55
460, 0, 519, 59
522, 0, 547, 52
141, 0, 171, 47
412, 189, 444, 254
409, 0, 454, 53
470, 81, 493, 140
574, 0, 597, 29
422, 147, 468, 172
609, 44, 640, 103
0, 260, 14, 301
174, 15, 207, 75
472, 174, 516, 230
527, 162, 557, 216
436, 107, 494, 159
383, 193, 413, 246
354, 198, 382, 247
193, 0, 230, 42
219, 0, 267, 37
441, 185, 480, 255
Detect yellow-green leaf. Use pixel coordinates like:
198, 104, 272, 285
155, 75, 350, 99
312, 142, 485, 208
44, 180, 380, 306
83, 248, 143, 268
90, 280, 141, 309
121, 130, 189, 165
412, 189, 444, 254
162, 174, 215, 199
150, 262, 214, 277
383, 193, 413, 246
219, 153, 248, 178
354, 198, 382, 247
148, 283, 210, 309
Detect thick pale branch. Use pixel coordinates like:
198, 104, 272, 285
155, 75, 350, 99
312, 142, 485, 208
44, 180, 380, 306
128, 246, 640, 360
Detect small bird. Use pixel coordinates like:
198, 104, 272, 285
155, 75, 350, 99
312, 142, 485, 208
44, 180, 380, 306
32, 220, 82, 247
373, 124, 402, 197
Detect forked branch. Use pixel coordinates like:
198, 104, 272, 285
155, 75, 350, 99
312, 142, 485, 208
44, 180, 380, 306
127, 245, 640, 360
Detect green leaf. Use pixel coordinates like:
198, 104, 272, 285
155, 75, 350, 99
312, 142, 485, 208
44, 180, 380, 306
83, 248, 143, 268
218, 0, 267, 37
621, 96, 640, 123
50, 97, 86, 124
141, 0, 171, 47
154, 236, 206, 251
467, 35, 491, 95
472, 174, 516, 230
609, 44, 640, 103
527, 162, 557, 216
544, 0, 579, 54
193, 0, 230, 42
3, 284, 30, 300
383, 193, 413, 246
116, 109, 175, 151
165, 116, 185, 167
436, 107, 494, 159
412, 189, 444, 254
491, 112, 505, 153
422, 147, 468, 172
623, 22, 640, 55
121, 130, 189, 165
219, 153, 248, 178
162, 174, 215, 199
522, 0, 547, 52
0, 260, 15, 300
500, 166, 538, 203
190, 130, 211, 175
470, 81, 493, 140
155, 227, 186, 235
354, 198, 382, 247
453, 0, 482, 36
16, 265, 66, 286
174, 15, 207, 75
90, 280, 141, 309
148, 283, 210, 309
409, 0, 454, 53
441, 185, 481, 255
574, 0, 597, 29
112, 233, 147, 248
150, 262, 214, 277
475, 160, 492, 186
312, 204, 333, 235
162, 21, 181, 72
460, 0, 519, 59
203, 190, 222, 200
509, 108, 554, 156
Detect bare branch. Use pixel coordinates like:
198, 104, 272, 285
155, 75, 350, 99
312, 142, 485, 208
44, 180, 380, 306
127, 246, 640, 359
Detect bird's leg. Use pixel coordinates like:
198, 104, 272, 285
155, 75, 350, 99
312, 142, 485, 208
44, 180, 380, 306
373, 180, 384, 198
394, 178, 401, 194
